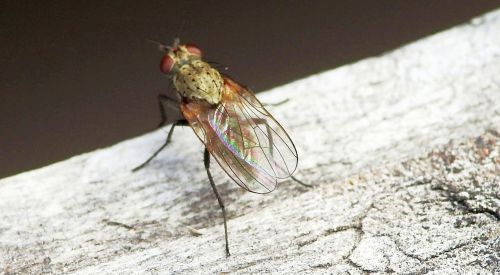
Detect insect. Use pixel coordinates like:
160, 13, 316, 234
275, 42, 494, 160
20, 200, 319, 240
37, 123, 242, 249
133, 39, 308, 256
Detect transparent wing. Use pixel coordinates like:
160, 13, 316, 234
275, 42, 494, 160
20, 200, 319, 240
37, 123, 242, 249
180, 77, 298, 194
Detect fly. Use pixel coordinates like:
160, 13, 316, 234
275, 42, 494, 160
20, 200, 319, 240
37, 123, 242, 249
133, 39, 309, 256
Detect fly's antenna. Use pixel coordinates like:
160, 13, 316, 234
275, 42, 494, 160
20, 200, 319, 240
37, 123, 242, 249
172, 37, 180, 49
147, 39, 171, 52
169, 14, 189, 49
174, 18, 186, 45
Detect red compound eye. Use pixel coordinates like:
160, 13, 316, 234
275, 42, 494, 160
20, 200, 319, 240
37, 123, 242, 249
185, 44, 202, 57
160, 54, 174, 74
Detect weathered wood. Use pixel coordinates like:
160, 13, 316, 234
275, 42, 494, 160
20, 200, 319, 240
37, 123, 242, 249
1, 9, 500, 275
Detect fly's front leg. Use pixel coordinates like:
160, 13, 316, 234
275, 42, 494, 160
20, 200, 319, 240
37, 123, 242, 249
204, 148, 230, 257
132, 119, 189, 172
157, 94, 180, 128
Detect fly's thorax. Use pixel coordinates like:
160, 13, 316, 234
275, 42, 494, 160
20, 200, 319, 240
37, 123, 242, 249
173, 60, 223, 105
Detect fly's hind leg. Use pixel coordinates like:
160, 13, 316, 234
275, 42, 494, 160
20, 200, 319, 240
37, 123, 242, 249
204, 148, 230, 257
251, 118, 275, 157
290, 175, 312, 188
262, 98, 289, 107
252, 118, 312, 188
132, 119, 189, 172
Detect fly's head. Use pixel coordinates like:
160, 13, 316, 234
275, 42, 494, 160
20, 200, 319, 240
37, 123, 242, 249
160, 41, 223, 105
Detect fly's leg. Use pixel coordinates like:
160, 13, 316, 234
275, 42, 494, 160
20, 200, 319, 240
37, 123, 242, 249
207, 61, 229, 72
290, 175, 312, 188
157, 94, 180, 128
262, 98, 289, 107
252, 118, 312, 188
251, 118, 274, 156
204, 148, 230, 257
132, 119, 189, 172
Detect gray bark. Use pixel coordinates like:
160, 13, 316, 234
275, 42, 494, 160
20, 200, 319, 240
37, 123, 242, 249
1, 9, 500, 275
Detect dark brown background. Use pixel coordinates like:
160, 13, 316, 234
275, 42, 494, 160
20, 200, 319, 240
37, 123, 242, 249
1, 1, 499, 179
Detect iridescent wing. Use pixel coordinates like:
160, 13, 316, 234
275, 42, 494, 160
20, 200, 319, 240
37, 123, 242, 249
181, 77, 298, 194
